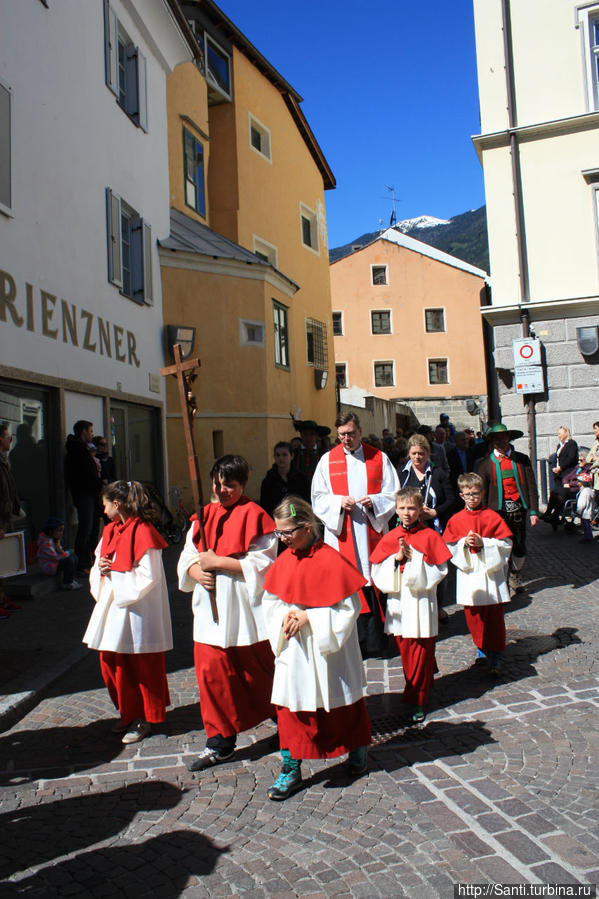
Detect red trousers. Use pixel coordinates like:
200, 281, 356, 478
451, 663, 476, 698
464, 604, 506, 653
99, 651, 170, 725
396, 636, 436, 706
194, 640, 275, 739
277, 698, 371, 759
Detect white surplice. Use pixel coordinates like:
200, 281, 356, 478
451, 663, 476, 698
370, 550, 447, 639
262, 592, 367, 713
446, 537, 512, 606
311, 444, 399, 584
177, 528, 278, 648
83, 546, 173, 653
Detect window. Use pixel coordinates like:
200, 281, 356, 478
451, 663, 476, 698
239, 319, 265, 347
253, 236, 278, 267
273, 301, 289, 368
249, 114, 271, 161
371, 265, 388, 286
104, 2, 148, 130
371, 310, 391, 334
590, 11, 599, 109
0, 77, 12, 216
428, 358, 449, 384
425, 308, 446, 332
332, 311, 344, 336
205, 34, 232, 101
300, 203, 319, 252
336, 363, 347, 388
374, 362, 394, 387
106, 188, 153, 305
306, 318, 328, 369
183, 128, 205, 217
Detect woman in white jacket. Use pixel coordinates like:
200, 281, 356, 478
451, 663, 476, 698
83, 481, 172, 745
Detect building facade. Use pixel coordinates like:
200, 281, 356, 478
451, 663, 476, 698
472, 0, 599, 466
0, 0, 195, 537
161, 0, 337, 501
330, 230, 489, 431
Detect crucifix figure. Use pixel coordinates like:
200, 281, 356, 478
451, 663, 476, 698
160, 343, 218, 622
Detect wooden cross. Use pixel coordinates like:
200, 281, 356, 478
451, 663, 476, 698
161, 343, 218, 622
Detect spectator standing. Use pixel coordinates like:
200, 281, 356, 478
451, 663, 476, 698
259, 442, 310, 517
585, 421, 599, 490
64, 420, 101, 573
93, 436, 117, 485
0, 423, 23, 617
291, 420, 329, 485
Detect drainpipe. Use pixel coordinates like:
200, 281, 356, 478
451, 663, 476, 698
501, 0, 536, 467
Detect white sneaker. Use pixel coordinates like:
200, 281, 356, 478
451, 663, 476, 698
122, 719, 151, 744
61, 580, 82, 590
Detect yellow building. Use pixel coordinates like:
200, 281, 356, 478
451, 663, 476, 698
159, 2, 336, 502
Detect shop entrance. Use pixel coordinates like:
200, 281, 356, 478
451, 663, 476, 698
110, 402, 162, 492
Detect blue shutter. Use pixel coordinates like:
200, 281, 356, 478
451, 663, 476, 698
130, 216, 144, 303
137, 51, 148, 131
106, 188, 122, 287
103, 0, 119, 95
142, 221, 153, 305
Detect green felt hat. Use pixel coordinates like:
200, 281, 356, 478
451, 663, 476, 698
485, 422, 524, 441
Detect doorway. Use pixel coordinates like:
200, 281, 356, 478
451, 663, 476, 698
110, 402, 163, 491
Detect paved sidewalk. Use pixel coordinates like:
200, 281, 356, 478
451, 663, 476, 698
0, 525, 598, 897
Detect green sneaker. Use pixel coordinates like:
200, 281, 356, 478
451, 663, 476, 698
268, 765, 303, 801
411, 705, 425, 723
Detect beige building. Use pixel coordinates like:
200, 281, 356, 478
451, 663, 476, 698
330, 229, 489, 429
472, 0, 599, 467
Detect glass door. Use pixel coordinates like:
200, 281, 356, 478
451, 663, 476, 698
110, 402, 162, 491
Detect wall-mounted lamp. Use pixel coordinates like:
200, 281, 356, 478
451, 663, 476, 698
576, 326, 599, 357
165, 325, 196, 361
314, 369, 328, 390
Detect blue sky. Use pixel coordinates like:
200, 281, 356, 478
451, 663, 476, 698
216, 0, 486, 249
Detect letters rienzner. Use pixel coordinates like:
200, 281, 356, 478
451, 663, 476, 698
0, 269, 141, 368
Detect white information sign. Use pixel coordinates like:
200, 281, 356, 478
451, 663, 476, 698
514, 365, 544, 395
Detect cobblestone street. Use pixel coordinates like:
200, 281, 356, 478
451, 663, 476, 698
1, 526, 598, 898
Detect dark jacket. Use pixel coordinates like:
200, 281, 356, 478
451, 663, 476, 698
399, 462, 455, 529
64, 435, 101, 500
259, 465, 310, 517
479, 449, 539, 516
554, 439, 578, 482
0, 454, 20, 531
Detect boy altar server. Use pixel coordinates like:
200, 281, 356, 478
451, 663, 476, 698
443, 473, 513, 674
178, 455, 278, 771
370, 487, 451, 723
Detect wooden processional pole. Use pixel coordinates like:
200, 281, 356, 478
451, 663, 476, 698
160, 344, 218, 623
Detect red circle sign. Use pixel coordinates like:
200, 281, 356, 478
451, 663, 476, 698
519, 344, 534, 359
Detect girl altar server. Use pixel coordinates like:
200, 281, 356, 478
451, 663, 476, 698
370, 487, 451, 723
443, 473, 513, 674
178, 455, 278, 772
83, 481, 172, 744
262, 497, 371, 801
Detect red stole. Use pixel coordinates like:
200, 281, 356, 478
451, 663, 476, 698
328, 442, 384, 564
191, 496, 274, 556
263, 540, 367, 608
100, 517, 167, 572
370, 523, 451, 571
443, 507, 512, 554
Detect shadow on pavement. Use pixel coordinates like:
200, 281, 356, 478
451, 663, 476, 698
0, 718, 131, 784
8, 829, 226, 897
0, 781, 185, 881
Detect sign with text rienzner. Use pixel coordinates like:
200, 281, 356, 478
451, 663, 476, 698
512, 338, 544, 395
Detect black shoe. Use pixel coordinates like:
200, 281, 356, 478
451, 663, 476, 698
186, 746, 235, 772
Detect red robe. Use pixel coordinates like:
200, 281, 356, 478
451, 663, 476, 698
264, 541, 371, 758
443, 507, 513, 653
99, 517, 170, 726
371, 524, 451, 707
191, 497, 276, 739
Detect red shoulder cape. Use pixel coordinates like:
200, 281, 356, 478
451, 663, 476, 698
443, 507, 513, 544
369, 524, 451, 566
191, 496, 275, 556
263, 540, 367, 608
101, 517, 167, 572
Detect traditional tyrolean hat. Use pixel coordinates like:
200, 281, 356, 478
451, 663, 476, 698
484, 422, 524, 441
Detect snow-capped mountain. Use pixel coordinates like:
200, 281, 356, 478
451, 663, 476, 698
395, 215, 450, 232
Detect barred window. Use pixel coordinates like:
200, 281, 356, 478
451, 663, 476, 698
306, 318, 328, 369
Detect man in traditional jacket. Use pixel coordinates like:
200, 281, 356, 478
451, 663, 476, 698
311, 412, 399, 657
291, 420, 329, 485
478, 423, 538, 594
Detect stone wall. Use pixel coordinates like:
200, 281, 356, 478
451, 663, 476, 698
400, 395, 488, 433
492, 313, 599, 461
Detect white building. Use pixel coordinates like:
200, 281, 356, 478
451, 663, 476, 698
472, 0, 599, 473
0, 0, 195, 534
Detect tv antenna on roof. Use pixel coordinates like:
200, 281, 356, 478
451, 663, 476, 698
385, 184, 399, 227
